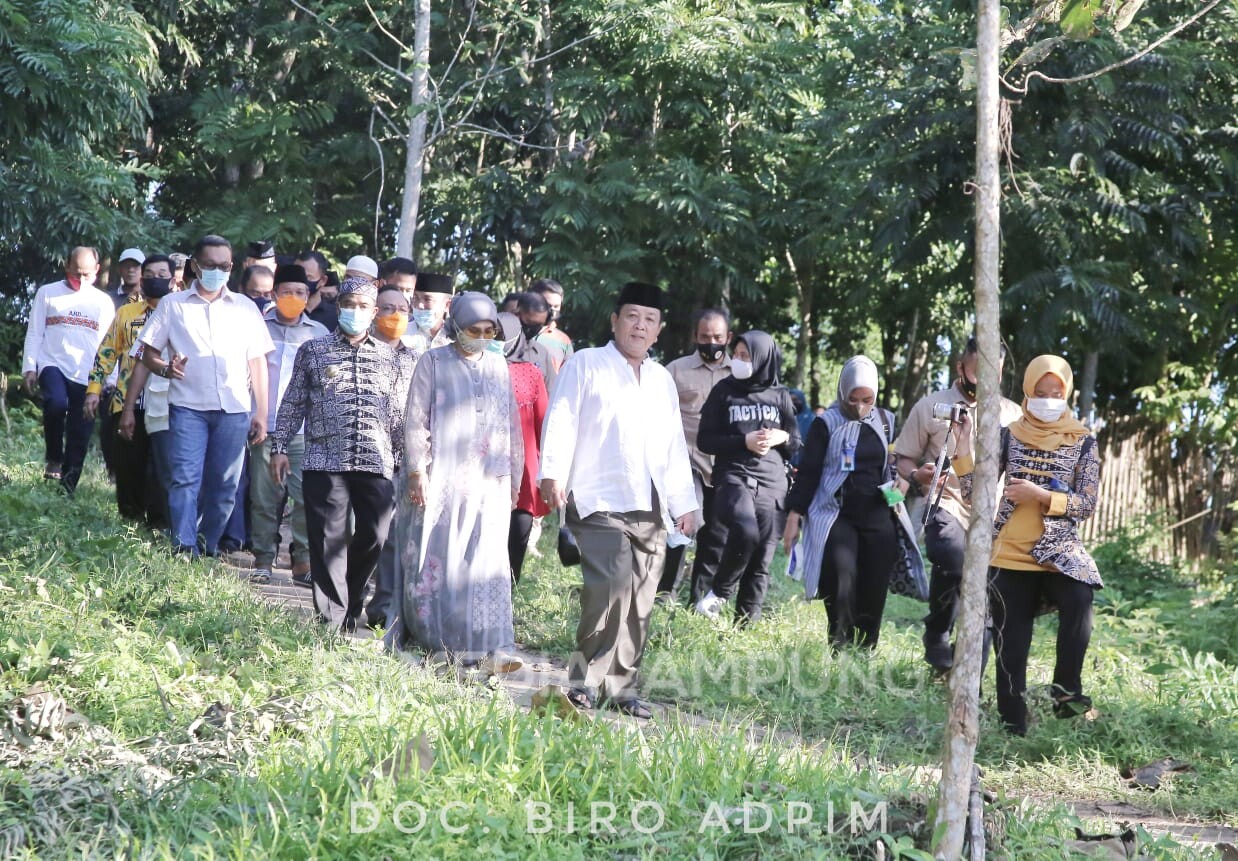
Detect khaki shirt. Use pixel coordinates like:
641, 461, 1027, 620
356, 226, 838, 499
665, 351, 732, 486
893, 384, 1023, 528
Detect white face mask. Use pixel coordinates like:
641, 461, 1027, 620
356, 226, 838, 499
1027, 397, 1068, 422
731, 359, 754, 380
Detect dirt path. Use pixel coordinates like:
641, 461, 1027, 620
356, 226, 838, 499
228, 554, 1238, 851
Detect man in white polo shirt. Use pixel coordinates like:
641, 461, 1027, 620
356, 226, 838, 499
138, 235, 274, 556
22, 246, 116, 492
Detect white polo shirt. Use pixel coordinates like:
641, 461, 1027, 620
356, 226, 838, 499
138, 284, 274, 414
539, 342, 698, 527
21, 280, 116, 385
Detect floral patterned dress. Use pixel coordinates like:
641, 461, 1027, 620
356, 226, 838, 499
391, 344, 523, 661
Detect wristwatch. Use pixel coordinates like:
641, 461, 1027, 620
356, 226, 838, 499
161, 364, 172, 378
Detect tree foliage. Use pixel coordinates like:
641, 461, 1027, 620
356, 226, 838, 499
0, 0, 1235, 440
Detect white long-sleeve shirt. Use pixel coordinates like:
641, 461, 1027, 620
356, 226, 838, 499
22, 280, 116, 384
539, 342, 698, 526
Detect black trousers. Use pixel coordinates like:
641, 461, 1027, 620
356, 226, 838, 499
818, 494, 898, 649
99, 392, 118, 477
657, 478, 713, 598
38, 367, 94, 491
923, 508, 967, 644
709, 479, 781, 623
112, 408, 164, 525
989, 566, 1095, 734
509, 509, 535, 583
685, 485, 727, 605
303, 470, 395, 629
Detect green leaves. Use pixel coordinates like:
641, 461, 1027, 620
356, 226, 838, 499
1060, 0, 1104, 40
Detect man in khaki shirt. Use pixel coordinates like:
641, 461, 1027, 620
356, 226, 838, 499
657, 308, 732, 602
894, 336, 1022, 670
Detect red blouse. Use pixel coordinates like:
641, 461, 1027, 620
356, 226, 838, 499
509, 360, 550, 516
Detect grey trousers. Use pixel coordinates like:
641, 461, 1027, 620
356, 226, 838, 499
566, 500, 666, 700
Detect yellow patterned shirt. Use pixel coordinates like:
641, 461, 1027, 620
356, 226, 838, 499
86, 300, 155, 413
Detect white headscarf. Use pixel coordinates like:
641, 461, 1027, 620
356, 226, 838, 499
837, 355, 879, 404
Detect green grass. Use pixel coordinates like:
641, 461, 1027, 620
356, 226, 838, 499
0, 402, 1229, 858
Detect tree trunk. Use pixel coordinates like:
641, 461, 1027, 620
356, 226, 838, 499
1078, 349, 1099, 427
786, 249, 813, 390
395, 0, 432, 259
933, 0, 1002, 856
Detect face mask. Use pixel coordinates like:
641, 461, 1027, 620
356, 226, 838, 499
275, 294, 308, 319
250, 295, 271, 312
485, 338, 505, 355
412, 309, 438, 331
522, 322, 544, 342
66, 274, 96, 291
141, 277, 173, 299
697, 343, 725, 363
731, 359, 754, 380
456, 331, 491, 355
1027, 397, 1068, 422
374, 312, 409, 341
959, 373, 978, 400
337, 307, 375, 336
197, 268, 229, 293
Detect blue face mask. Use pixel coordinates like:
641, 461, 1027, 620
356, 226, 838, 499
197, 268, 229, 293
485, 338, 505, 355
412, 309, 437, 331
337, 307, 375, 336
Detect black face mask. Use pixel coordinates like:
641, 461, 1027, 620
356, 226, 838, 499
959, 373, 978, 400
250, 295, 272, 312
522, 322, 544, 342
141, 276, 173, 299
697, 343, 725, 363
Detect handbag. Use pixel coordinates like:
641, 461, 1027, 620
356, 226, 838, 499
557, 509, 581, 566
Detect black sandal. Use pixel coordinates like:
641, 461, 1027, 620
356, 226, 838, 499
566, 686, 596, 710
602, 697, 653, 720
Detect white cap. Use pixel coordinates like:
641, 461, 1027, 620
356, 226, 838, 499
118, 247, 145, 265
345, 255, 378, 279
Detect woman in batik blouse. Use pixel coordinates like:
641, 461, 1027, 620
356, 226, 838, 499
953, 355, 1102, 736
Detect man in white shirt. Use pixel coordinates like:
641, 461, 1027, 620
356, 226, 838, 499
21, 246, 116, 492
540, 281, 698, 719
138, 235, 274, 556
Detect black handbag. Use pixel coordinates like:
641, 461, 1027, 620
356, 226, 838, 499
557, 525, 581, 566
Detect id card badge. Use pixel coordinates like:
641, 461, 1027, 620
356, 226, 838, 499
841, 443, 856, 472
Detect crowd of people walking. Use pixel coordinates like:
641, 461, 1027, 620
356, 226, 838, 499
21, 238, 1101, 732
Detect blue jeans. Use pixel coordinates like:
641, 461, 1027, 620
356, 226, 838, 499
39, 366, 94, 489
167, 406, 250, 555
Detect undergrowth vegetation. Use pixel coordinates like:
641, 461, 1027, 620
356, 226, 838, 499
0, 403, 1232, 858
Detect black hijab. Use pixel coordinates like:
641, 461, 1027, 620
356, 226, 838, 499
498, 311, 528, 361
735, 330, 780, 390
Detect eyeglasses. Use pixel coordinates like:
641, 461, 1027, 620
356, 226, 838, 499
196, 261, 234, 272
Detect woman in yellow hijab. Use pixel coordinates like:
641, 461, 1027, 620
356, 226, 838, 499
951, 355, 1101, 736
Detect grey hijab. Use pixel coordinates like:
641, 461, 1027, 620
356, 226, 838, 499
447, 291, 499, 334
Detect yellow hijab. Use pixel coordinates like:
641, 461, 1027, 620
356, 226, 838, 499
1008, 355, 1090, 451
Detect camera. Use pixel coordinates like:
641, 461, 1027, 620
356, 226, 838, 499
931, 402, 968, 424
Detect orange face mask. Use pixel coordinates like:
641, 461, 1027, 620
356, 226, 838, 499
274, 294, 308, 319
374, 311, 409, 341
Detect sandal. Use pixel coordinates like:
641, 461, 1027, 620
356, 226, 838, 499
601, 697, 653, 720
1053, 693, 1094, 720
566, 686, 596, 710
